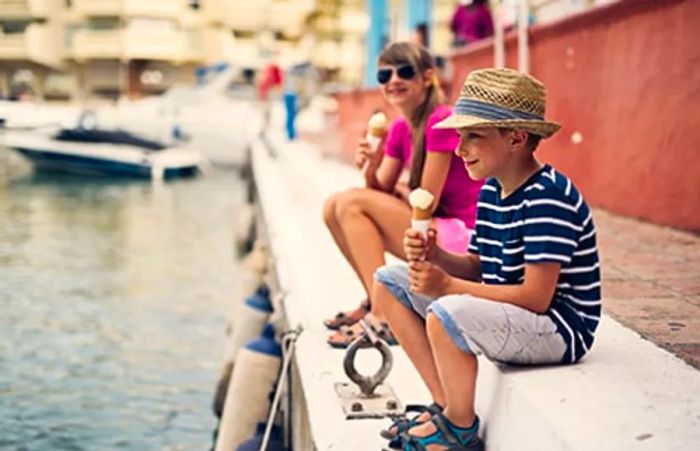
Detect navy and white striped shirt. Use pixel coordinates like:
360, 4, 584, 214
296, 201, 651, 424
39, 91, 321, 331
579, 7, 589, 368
468, 165, 601, 363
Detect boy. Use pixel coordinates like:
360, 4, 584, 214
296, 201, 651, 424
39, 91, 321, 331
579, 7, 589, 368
373, 68, 601, 450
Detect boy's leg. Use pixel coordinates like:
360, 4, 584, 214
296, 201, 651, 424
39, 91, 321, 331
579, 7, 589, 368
399, 313, 480, 449
427, 312, 477, 427
373, 280, 445, 406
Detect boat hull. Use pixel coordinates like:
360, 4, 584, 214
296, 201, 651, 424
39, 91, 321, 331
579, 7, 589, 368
1, 131, 203, 179
15, 147, 198, 179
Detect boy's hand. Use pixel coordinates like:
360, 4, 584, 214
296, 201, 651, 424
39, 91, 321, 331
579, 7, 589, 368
408, 260, 451, 297
404, 228, 439, 262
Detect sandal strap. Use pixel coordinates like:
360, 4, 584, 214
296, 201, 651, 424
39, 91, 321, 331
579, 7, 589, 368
326, 299, 370, 327
363, 314, 398, 345
399, 432, 428, 451
401, 402, 443, 418
399, 412, 480, 450
382, 402, 443, 441
431, 412, 460, 444
360, 298, 371, 311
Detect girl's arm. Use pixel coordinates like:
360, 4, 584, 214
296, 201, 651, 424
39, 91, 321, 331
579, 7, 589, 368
365, 154, 403, 192
419, 151, 452, 214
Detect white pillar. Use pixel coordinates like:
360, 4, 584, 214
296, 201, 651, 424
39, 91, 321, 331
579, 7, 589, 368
494, 1, 505, 68
518, 0, 529, 73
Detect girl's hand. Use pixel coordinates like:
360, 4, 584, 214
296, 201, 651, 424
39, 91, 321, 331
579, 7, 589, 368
394, 182, 411, 202
354, 137, 383, 170
408, 260, 451, 297
403, 228, 439, 262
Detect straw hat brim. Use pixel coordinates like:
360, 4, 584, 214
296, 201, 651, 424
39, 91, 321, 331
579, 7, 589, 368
434, 114, 561, 138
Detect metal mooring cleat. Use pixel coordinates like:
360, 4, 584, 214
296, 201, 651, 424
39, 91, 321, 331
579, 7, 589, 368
334, 319, 402, 419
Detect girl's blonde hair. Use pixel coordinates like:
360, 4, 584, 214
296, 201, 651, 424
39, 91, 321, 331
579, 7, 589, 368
378, 42, 445, 190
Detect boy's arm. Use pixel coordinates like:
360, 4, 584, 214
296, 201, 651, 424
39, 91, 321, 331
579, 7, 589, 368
404, 228, 482, 281
433, 247, 482, 281
442, 262, 560, 314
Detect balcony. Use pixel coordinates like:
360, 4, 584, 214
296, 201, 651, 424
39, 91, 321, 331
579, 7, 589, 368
0, 0, 54, 19
122, 28, 185, 61
71, 0, 185, 19
72, 29, 122, 60
0, 24, 62, 67
223, 0, 315, 36
72, 28, 192, 62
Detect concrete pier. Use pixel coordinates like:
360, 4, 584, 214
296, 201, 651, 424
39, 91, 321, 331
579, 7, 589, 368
247, 115, 700, 450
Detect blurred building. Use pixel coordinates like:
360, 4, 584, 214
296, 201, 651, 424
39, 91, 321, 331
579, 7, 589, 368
0, 0, 65, 99
0, 0, 619, 101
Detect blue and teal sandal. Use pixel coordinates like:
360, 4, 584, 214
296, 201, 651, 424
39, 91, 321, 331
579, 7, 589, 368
380, 402, 444, 449
388, 412, 484, 451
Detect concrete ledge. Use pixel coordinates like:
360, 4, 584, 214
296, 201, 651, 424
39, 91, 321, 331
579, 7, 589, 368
252, 129, 700, 451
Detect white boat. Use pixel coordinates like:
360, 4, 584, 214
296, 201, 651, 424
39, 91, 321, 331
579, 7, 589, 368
0, 65, 261, 167
0, 127, 204, 180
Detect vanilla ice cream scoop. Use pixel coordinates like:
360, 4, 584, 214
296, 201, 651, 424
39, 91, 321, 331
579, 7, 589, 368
409, 188, 434, 239
368, 111, 388, 132
409, 188, 434, 211
365, 112, 388, 152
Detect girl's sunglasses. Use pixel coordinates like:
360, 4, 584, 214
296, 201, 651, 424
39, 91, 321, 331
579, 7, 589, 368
377, 64, 416, 84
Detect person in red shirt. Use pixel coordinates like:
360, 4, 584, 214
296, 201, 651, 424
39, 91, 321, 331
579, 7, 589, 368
450, 0, 494, 48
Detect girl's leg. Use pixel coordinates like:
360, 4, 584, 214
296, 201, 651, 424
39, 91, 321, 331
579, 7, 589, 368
406, 312, 478, 444
322, 191, 364, 283
373, 282, 445, 407
335, 189, 410, 311
322, 191, 372, 328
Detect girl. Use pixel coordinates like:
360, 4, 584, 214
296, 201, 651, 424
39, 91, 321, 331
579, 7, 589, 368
323, 42, 482, 347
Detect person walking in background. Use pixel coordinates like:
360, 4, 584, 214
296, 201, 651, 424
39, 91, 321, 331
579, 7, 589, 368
322, 42, 483, 348
450, 0, 494, 48
257, 62, 283, 138
374, 68, 601, 450
411, 22, 430, 48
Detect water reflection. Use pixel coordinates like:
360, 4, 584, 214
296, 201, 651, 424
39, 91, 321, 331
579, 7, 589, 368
0, 164, 241, 450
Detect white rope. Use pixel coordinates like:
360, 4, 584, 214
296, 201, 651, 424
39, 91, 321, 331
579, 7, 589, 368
259, 325, 302, 451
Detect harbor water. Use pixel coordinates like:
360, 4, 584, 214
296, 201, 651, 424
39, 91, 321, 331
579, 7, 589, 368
0, 156, 242, 450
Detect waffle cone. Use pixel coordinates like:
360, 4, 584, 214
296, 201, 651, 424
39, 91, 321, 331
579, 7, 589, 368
412, 207, 432, 220
368, 126, 386, 138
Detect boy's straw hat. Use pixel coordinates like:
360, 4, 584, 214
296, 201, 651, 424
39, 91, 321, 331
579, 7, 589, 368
434, 68, 560, 138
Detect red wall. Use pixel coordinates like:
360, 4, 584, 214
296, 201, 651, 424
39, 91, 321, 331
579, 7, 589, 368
335, 0, 700, 231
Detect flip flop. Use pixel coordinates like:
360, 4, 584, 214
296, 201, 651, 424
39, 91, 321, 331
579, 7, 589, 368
323, 299, 370, 330
326, 313, 398, 349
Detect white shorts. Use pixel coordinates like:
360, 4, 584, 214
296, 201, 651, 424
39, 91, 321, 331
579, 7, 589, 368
374, 265, 567, 365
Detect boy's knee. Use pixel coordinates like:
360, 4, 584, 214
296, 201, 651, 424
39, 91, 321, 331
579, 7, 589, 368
373, 267, 396, 303
371, 279, 391, 309
374, 265, 405, 287
426, 312, 447, 338
374, 265, 416, 311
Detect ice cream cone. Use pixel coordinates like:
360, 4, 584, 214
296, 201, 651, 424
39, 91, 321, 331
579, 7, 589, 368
412, 207, 432, 220
408, 188, 435, 238
365, 112, 388, 151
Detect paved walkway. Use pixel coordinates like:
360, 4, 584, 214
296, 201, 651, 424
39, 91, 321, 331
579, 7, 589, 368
596, 210, 700, 368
